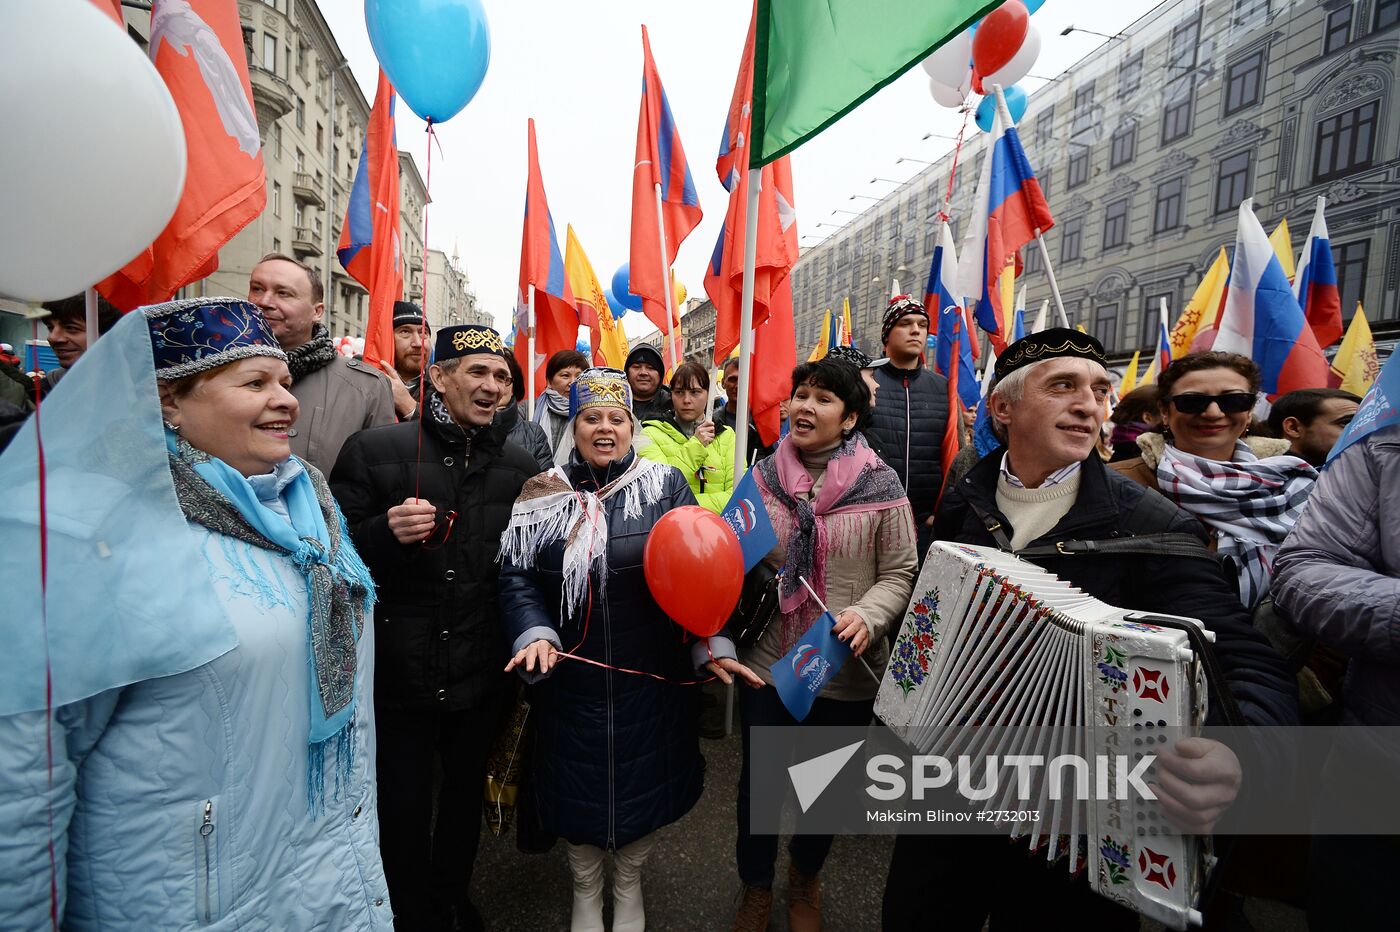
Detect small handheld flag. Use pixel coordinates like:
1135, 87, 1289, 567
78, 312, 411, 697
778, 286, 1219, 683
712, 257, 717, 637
770, 577, 856, 722
721, 470, 778, 574
1326, 348, 1399, 466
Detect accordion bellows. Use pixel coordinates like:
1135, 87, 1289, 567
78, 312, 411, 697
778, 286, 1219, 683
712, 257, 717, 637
876, 543, 1212, 930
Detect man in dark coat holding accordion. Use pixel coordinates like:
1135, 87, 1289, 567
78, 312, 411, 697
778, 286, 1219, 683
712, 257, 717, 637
881, 330, 1299, 931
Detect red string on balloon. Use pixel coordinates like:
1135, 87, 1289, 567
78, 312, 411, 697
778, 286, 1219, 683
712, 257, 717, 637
554, 650, 716, 686
940, 104, 974, 222
412, 118, 439, 504
30, 320, 58, 931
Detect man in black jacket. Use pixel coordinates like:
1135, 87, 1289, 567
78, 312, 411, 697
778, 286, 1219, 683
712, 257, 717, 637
868, 296, 950, 558
881, 329, 1300, 931
625, 344, 672, 424
331, 325, 539, 932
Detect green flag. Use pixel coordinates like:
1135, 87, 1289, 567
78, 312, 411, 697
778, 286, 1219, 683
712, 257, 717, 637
750, 0, 997, 167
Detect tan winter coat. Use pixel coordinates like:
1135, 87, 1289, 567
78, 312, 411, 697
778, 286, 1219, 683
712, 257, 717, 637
741, 470, 918, 702
289, 355, 395, 476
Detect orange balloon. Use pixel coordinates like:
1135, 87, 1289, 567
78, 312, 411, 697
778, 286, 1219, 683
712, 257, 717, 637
643, 506, 743, 637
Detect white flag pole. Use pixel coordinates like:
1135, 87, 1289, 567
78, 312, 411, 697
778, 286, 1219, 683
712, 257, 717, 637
653, 182, 680, 372
526, 283, 536, 419
733, 168, 761, 481
991, 84, 1071, 330
84, 287, 99, 349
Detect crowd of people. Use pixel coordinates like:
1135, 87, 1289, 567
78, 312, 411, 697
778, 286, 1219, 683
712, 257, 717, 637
0, 279, 1392, 932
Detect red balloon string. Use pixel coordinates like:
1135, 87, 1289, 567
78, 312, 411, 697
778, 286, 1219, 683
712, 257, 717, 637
30, 320, 58, 931
555, 650, 715, 687
940, 104, 974, 222
412, 118, 438, 504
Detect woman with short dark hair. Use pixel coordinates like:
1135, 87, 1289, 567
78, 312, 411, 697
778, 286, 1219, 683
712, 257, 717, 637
1111, 351, 1316, 608
731, 358, 917, 931
638, 360, 736, 512
534, 350, 591, 466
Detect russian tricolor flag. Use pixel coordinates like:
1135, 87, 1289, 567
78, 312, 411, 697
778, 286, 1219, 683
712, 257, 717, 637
1215, 202, 1329, 399
927, 222, 980, 409
516, 119, 578, 394
957, 91, 1054, 354
1293, 196, 1343, 349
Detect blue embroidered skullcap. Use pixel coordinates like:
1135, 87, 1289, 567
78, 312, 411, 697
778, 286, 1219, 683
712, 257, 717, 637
144, 297, 286, 381
569, 367, 633, 419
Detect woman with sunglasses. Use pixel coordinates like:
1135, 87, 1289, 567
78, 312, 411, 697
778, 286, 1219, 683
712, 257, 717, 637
1111, 351, 1316, 608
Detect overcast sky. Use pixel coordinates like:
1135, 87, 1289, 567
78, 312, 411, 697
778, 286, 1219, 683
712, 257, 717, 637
322, 0, 1161, 340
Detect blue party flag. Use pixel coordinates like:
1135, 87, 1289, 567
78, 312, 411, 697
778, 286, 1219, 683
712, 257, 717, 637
1326, 348, 1400, 466
771, 611, 852, 721
721, 469, 778, 573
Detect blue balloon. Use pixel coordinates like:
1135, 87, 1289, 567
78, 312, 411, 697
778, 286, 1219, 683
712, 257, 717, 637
365, 0, 491, 124
611, 264, 644, 312
1022, 0, 1047, 14
602, 286, 628, 320
575, 338, 591, 354
974, 84, 1028, 132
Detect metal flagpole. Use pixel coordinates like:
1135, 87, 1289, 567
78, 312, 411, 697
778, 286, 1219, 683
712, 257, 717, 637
527, 283, 536, 419
989, 84, 1071, 330
84, 287, 99, 349
653, 182, 679, 371
733, 168, 761, 483
797, 575, 882, 686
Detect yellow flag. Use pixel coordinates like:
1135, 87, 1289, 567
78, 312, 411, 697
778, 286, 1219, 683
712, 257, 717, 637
1269, 219, 1296, 283
1169, 247, 1229, 359
841, 297, 853, 347
998, 261, 1016, 328
808, 309, 832, 361
564, 225, 629, 368
1120, 351, 1141, 396
1074, 323, 1088, 334
1332, 302, 1379, 397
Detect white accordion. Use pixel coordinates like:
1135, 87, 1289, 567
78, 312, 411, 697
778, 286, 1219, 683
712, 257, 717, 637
875, 542, 1214, 929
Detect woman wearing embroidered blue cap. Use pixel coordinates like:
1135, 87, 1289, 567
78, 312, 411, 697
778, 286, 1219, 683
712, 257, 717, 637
0, 298, 391, 929
499, 367, 759, 932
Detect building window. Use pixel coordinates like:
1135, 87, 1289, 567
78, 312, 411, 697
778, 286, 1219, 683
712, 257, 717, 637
1162, 81, 1193, 144
1377, 0, 1399, 31
1094, 301, 1120, 352
272, 237, 281, 253
924, 229, 935, 252
1313, 100, 1379, 182
872, 216, 882, 242
263, 35, 276, 72
1025, 242, 1043, 275
1109, 122, 1136, 170
904, 238, 915, 263
1039, 170, 1051, 201
294, 202, 304, 227
1036, 106, 1055, 144
907, 196, 918, 221
1071, 83, 1095, 135
1143, 292, 1174, 350
1154, 177, 1185, 233
1067, 147, 1090, 189
1120, 52, 1144, 96
1324, 6, 1352, 54
1061, 218, 1083, 263
294, 148, 303, 172
272, 181, 281, 217
1103, 198, 1129, 250
1233, 0, 1270, 25
1169, 16, 1200, 70
296, 40, 307, 77
1334, 240, 1369, 320
272, 122, 282, 160
1215, 152, 1253, 214
1223, 51, 1265, 115
316, 122, 324, 152
295, 97, 304, 130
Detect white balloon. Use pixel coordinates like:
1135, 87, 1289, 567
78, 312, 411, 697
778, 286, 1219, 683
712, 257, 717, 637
984, 23, 1042, 92
0, 0, 186, 302
929, 77, 969, 108
921, 29, 973, 88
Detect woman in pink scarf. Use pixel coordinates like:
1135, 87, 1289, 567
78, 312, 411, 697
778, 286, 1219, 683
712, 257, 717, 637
730, 358, 917, 932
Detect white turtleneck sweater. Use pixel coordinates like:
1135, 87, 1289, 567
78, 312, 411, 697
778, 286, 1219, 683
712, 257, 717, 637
995, 469, 1083, 551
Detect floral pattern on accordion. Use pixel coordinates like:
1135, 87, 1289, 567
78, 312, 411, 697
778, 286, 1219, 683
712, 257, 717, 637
1099, 836, 1131, 886
1096, 641, 1128, 693
890, 588, 940, 697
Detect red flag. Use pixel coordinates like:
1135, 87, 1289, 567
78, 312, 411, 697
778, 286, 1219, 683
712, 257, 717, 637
751, 278, 797, 447
938, 317, 964, 506
629, 26, 702, 366
705, 5, 799, 367
98, 0, 265, 310
88, 0, 124, 26
336, 71, 402, 372
515, 119, 578, 393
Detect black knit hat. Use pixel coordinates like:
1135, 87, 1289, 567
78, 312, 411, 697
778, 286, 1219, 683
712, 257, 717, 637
880, 295, 930, 345
993, 327, 1108, 382
392, 301, 428, 331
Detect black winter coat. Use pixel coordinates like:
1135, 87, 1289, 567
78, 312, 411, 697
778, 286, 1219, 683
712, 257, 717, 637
936, 450, 1300, 729
499, 453, 703, 849
330, 401, 540, 712
870, 363, 950, 523
631, 386, 673, 425
495, 401, 553, 471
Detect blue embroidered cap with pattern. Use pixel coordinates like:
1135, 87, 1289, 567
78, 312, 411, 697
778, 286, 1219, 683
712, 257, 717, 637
145, 297, 286, 381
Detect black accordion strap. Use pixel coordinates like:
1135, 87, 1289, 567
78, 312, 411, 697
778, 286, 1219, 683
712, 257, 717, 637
1015, 534, 1223, 563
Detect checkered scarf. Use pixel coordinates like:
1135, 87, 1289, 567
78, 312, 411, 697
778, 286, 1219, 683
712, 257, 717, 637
1157, 440, 1317, 609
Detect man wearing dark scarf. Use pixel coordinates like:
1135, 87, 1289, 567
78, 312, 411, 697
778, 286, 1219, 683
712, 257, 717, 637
331, 325, 540, 932
249, 252, 394, 475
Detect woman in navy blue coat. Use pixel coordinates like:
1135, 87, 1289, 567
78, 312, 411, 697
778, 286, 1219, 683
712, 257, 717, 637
499, 368, 753, 932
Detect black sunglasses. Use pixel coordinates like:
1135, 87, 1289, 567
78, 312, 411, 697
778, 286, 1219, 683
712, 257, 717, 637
1169, 392, 1256, 415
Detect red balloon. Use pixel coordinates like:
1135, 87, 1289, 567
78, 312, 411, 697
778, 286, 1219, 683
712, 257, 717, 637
643, 506, 744, 637
971, 0, 1029, 94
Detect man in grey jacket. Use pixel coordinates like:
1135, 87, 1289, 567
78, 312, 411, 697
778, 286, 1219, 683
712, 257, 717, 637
1274, 421, 1399, 931
249, 253, 395, 475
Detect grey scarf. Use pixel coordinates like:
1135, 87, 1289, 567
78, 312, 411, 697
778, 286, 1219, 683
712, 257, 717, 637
285, 323, 338, 382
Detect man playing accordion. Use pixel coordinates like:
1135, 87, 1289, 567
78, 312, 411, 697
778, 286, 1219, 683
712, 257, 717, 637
881, 329, 1299, 931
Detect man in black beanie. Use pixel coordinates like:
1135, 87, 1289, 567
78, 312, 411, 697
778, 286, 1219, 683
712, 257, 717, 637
386, 301, 431, 419
625, 343, 673, 424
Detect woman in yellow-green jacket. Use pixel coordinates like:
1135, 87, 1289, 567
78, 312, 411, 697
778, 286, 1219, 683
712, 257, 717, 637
639, 361, 736, 512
